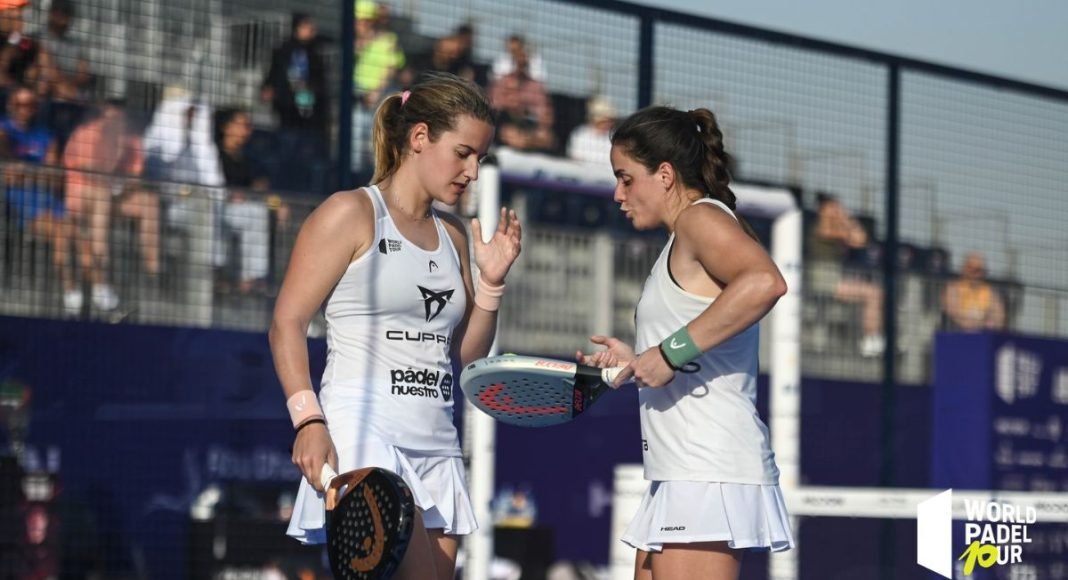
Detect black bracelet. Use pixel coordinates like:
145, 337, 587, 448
658, 344, 681, 371
295, 417, 326, 433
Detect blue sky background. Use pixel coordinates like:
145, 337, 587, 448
644, 0, 1068, 91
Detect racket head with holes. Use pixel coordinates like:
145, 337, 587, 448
460, 354, 617, 427
325, 467, 415, 580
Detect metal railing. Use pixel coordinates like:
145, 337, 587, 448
0, 161, 309, 330
8, 169, 1065, 386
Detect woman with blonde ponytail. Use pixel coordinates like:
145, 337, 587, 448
269, 72, 521, 580
578, 105, 794, 579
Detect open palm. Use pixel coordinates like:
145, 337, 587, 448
577, 335, 636, 369
472, 208, 522, 284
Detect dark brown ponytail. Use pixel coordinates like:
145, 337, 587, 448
687, 108, 736, 210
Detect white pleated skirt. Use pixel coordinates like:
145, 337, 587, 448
286, 434, 478, 544
621, 481, 795, 553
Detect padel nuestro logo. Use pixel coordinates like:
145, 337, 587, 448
917, 490, 1036, 577
389, 368, 453, 401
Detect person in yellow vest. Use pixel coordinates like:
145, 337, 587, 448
942, 251, 1005, 331
354, 0, 405, 108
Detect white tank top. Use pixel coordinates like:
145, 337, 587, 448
633, 198, 780, 484
319, 185, 466, 454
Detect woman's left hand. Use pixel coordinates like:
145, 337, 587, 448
472, 208, 522, 284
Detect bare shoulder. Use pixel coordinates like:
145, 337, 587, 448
301, 188, 376, 255
308, 188, 374, 230
676, 201, 741, 240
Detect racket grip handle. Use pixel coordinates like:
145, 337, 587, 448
320, 463, 338, 490
601, 366, 624, 386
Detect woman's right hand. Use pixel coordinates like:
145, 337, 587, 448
292, 422, 337, 493
576, 335, 635, 371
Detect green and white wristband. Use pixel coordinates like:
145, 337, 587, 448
659, 327, 702, 370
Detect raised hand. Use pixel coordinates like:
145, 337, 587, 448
472, 207, 522, 285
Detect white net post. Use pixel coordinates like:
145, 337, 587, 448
462, 161, 501, 580
609, 464, 646, 580
768, 207, 804, 580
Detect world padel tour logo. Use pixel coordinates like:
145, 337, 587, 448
917, 490, 1037, 577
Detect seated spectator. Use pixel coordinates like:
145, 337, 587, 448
453, 23, 487, 86
143, 85, 225, 189
0, 0, 43, 93
808, 193, 885, 356
64, 100, 160, 311
112, 111, 161, 283
352, 1, 404, 108
38, 0, 90, 102
143, 85, 227, 271
216, 108, 288, 294
566, 95, 616, 166
404, 34, 475, 86
489, 48, 554, 152
491, 34, 546, 84
942, 251, 1005, 332
0, 85, 76, 309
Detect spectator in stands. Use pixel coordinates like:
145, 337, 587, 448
0, 85, 77, 310
262, 13, 331, 193
65, 100, 160, 311
39, 0, 90, 102
217, 109, 269, 192
942, 251, 1005, 332
808, 193, 885, 356
143, 86, 225, 188
110, 108, 161, 283
489, 47, 554, 152
405, 35, 475, 86
0, 0, 43, 94
353, 0, 404, 108
453, 23, 486, 86
491, 34, 546, 84
36, 0, 89, 151
566, 95, 616, 166
216, 108, 289, 294
143, 85, 227, 272
262, 13, 329, 136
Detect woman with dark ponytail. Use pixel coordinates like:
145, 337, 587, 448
270, 72, 522, 580
578, 105, 794, 579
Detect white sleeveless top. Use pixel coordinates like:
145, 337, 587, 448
319, 185, 466, 454
633, 198, 780, 484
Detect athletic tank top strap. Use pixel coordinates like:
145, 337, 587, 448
364, 184, 461, 264
364, 184, 389, 223
691, 197, 739, 222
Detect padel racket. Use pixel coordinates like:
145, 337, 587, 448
320, 464, 415, 579
459, 354, 624, 427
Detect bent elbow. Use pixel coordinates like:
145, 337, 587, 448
771, 274, 789, 300
757, 271, 788, 305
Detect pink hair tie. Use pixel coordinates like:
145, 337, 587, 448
401, 90, 411, 105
